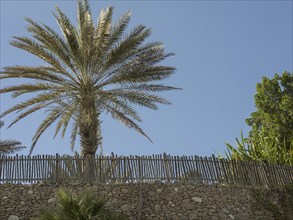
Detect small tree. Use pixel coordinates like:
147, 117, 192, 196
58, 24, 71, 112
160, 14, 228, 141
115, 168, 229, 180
246, 71, 293, 149
225, 72, 293, 165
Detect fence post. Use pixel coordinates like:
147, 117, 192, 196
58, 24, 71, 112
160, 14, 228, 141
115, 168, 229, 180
138, 156, 143, 220
55, 153, 59, 182
163, 153, 171, 182
0, 155, 3, 182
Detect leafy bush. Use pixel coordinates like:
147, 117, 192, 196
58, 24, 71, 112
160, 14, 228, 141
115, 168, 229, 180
226, 131, 293, 165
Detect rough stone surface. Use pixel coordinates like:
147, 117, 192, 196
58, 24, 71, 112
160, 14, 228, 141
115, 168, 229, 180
8, 215, 19, 220
191, 196, 202, 203
229, 214, 235, 219
0, 183, 278, 220
47, 198, 56, 203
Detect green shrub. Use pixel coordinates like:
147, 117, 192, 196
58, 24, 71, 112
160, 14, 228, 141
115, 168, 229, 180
32, 190, 126, 220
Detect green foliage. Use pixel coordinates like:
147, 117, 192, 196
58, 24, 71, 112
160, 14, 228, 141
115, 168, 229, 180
252, 185, 293, 219
226, 72, 293, 165
225, 131, 293, 165
0, 120, 25, 155
32, 190, 126, 220
246, 71, 293, 150
0, 0, 178, 156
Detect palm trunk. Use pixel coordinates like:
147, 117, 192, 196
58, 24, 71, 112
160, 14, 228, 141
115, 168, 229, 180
79, 96, 101, 182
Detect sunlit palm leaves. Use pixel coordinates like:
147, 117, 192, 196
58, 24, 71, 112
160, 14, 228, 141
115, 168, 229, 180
0, 0, 178, 155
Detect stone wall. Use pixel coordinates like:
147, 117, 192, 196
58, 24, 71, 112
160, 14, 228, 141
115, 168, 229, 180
0, 182, 277, 220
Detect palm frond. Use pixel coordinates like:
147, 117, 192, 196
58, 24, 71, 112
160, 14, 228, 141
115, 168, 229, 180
106, 90, 171, 109
25, 18, 78, 77
53, 7, 83, 71
77, 0, 94, 52
0, 83, 63, 97
54, 102, 78, 139
0, 91, 62, 118
105, 25, 151, 70
70, 120, 79, 151
102, 97, 142, 122
8, 102, 54, 128
93, 6, 113, 58
0, 140, 25, 155
30, 107, 65, 154
108, 10, 131, 49
119, 84, 180, 92
1, 66, 66, 84
108, 107, 152, 142
11, 37, 66, 72
0, 120, 25, 155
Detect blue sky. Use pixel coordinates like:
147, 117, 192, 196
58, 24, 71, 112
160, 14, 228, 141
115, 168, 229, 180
0, 0, 292, 157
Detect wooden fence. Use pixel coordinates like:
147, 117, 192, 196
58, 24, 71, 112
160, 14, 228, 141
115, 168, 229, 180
0, 154, 293, 186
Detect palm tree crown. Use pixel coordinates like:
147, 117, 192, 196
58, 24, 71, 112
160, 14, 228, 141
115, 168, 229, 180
0, 0, 178, 156
0, 120, 25, 155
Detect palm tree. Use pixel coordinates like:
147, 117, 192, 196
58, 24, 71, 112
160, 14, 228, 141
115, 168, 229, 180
32, 190, 126, 220
0, 120, 25, 155
0, 0, 178, 156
